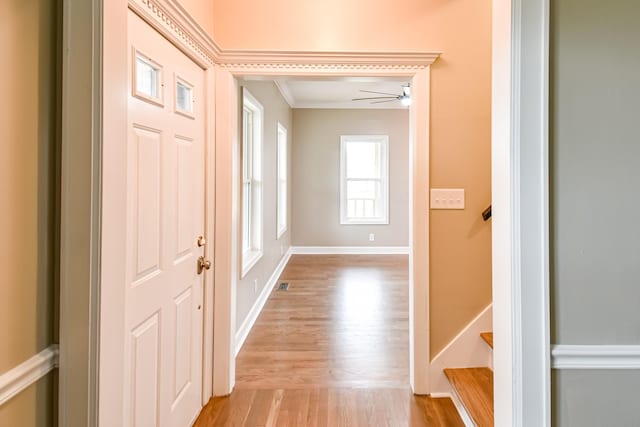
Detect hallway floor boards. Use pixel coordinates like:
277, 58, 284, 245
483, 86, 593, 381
194, 255, 463, 426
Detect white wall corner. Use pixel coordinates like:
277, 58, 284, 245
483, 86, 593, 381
429, 304, 493, 395
234, 248, 292, 356
274, 80, 296, 108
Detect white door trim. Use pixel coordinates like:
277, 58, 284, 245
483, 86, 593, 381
492, 0, 551, 425
212, 56, 437, 396
59, 0, 103, 425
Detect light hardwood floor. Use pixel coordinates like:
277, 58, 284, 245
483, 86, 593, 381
194, 255, 463, 426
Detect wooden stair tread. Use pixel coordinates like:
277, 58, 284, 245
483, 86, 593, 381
444, 367, 494, 427
480, 332, 493, 349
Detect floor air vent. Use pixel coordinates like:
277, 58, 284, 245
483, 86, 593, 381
278, 282, 289, 291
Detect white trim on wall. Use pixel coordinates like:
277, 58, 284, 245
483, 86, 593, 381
551, 345, 640, 370
492, 0, 551, 425
0, 346, 59, 406
235, 249, 292, 356
290, 246, 410, 255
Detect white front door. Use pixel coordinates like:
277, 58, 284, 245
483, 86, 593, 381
124, 10, 206, 426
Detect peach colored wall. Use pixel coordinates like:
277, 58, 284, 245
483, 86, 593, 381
0, 0, 58, 374
180, 0, 215, 37
212, 0, 493, 358
0, 374, 55, 427
0, 0, 58, 424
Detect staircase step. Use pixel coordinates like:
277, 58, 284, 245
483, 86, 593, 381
480, 332, 493, 349
444, 367, 494, 427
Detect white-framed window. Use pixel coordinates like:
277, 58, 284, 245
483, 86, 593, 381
241, 88, 263, 277
133, 49, 164, 106
174, 75, 195, 118
276, 123, 288, 239
340, 135, 389, 225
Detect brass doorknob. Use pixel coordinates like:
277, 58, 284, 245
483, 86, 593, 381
197, 256, 212, 274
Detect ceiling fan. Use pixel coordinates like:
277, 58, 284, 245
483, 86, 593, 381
352, 84, 412, 106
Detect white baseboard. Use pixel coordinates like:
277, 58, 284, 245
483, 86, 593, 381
290, 246, 409, 255
0, 345, 59, 406
234, 249, 292, 356
430, 392, 474, 427
429, 304, 493, 395
552, 345, 640, 369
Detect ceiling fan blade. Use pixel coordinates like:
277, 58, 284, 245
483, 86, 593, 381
371, 99, 398, 104
358, 90, 402, 96
352, 96, 398, 101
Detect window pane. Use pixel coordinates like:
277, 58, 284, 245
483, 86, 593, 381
176, 81, 192, 112
346, 142, 380, 178
346, 180, 377, 200
278, 181, 286, 228
242, 182, 251, 252
278, 136, 287, 180
346, 180, 379, 218
277, 125, 287, 236
136, 56, 158, 98
243, 107, 253, 180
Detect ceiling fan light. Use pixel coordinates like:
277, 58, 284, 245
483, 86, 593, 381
400, 96, 412, 107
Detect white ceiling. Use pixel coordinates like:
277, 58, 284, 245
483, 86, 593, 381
274, 78, 411, 110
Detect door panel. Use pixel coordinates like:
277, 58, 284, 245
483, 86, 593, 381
132, 126, 162, 281
126, 10, 206, 427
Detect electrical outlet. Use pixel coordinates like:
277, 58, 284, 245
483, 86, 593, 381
430, 188, 465, 210
253, 279, 258, 293
369, 233, 375, 242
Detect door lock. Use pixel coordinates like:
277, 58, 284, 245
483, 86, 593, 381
197, 236, 206, 247
197, 256, 212, 274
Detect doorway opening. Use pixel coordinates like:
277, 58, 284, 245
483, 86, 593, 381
211, 63, 434, 400
234, 77, 413, 390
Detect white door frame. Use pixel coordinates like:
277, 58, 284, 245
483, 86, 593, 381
492, 0, 551, 425
58, 0, 551, 425
211, 54, 438, 396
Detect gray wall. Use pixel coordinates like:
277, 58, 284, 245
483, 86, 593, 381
236, 81, 292, 328
550, 0, 640, 424
291, 109, 409, 247
553, 370, 640, 425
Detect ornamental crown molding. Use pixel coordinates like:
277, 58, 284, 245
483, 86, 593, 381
216, 50, 441, 74
129, 0, 221, 67
128, 0, 441, 73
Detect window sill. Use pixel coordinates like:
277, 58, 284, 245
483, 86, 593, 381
241, 249, 263, 278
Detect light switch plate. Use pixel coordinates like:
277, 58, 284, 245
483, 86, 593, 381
430, 188, 465, 210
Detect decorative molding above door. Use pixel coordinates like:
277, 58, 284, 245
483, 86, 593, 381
129, 0, 220, 67
129, 0, 440, 73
